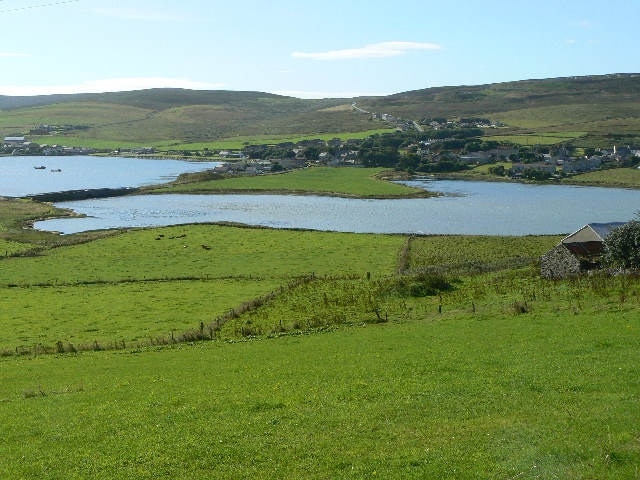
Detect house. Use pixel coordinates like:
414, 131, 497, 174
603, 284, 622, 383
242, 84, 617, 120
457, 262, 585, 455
459, 151, 493, 165
510, 162, 556, 177
540, 222, 626, 279
562, 156, 603, 174
3, 136, 26, 147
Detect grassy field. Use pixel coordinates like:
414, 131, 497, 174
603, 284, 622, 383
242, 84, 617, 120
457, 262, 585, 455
563, 167, 640, 188
29, 129, 395, 153
483, 131, 587, 146
0, 197, 77, 249
151, 166, 429, 198
166, 129, 396, 151
488, 104, 640, 130
0, 224, 404, 350
2, 309, 638, 479
1, 225, 639, 478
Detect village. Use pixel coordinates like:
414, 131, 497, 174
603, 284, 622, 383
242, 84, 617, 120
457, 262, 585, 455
3, 123, 640, 180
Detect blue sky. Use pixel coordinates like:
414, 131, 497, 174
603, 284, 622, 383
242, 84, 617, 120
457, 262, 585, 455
0, 0, 638, 98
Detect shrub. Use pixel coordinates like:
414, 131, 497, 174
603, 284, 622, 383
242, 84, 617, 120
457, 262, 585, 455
603, 220, 640, 270
381, 272, 454, 298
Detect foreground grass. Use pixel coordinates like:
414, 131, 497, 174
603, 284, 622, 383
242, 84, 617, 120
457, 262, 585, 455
1, 303, 638, 479
0, 220, 638, 478
151, 166, 428, 198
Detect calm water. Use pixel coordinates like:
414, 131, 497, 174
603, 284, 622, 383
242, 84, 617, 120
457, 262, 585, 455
34, 179, 640, 235
0, 155, 219, 197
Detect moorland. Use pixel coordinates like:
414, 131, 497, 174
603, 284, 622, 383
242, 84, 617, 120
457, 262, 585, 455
1, 74, 640, 479
2, 73, 640, 151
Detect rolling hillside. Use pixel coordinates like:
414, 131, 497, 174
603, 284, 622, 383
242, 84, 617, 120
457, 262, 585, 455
357, 73, 640, 146
1, 74, 639, 146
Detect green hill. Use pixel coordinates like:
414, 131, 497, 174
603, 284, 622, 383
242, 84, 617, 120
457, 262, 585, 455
1, 74, 639, 146
357, 73, 640, 146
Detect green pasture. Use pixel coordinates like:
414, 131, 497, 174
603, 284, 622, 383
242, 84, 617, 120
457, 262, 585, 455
30, 136, 157, 150
492, 103, 640, 130
0, 102, 151, 132
0, 224, 403, 350
28, 129, 394, 153
406, 235, 562, 272
0, 197, 75, 248
154, 166, 428, 197
484, 132, 586, 146
564, 167, 640, 188
0, 190, 638, 477
0, 278, 279, 348
219, 235, 561, 338
167, 129, 396, 151
1, 265, 639, 478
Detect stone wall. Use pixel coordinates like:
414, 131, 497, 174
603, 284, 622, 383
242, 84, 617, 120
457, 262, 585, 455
540, 243, 582, 279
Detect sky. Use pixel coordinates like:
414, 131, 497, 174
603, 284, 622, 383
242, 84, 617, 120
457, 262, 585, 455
0, 0, 638, 98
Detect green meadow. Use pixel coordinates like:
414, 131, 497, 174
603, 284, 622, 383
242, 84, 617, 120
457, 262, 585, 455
1, 224, 639, 478
152, 166, 428, 197
484, 132, 587, 146
31, 129, 395, 153
563, 167, 640, 188
0, 224, 403, 350
168, 129, 396, 152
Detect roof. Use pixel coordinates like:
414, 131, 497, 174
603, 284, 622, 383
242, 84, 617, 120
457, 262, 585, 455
562, 222, 626, 244
561, 222, 627, 257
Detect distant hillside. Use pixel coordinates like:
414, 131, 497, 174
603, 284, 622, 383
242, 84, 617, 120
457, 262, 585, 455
1, 74, 639, 146
0, 89, 370, 143
359, 73, 638, 113
355, 74, 640, 145
0, 89, 310, 111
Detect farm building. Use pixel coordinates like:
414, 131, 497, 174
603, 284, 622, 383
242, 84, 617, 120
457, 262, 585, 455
3, 136, 26, 147
540, 222, 626, 279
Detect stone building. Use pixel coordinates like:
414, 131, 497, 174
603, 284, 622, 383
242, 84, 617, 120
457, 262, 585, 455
540, 222, 626, 279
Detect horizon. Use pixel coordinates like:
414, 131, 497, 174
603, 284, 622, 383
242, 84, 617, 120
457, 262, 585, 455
0, 72, 638, 101
0, 1, 639, 99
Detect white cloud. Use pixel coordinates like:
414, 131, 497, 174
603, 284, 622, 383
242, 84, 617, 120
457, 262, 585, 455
292, 41, 442, 61
0, 77, 226, 96
93, 8, 193, 22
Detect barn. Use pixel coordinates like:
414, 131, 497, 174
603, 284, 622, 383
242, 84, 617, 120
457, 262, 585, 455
540, 222, 626, 279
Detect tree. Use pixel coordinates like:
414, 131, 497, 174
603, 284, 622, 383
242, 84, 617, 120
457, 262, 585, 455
603, 220, 640, 269
303, 146, 321, 161
489, 165, 506, 176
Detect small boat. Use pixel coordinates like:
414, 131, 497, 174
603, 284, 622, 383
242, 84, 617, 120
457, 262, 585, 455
50, 168, 62, 172
34, 165, 46, 170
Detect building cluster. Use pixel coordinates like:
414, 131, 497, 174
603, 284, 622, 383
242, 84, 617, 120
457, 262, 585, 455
509, 145, 639, 178
2, 136, 95, 156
